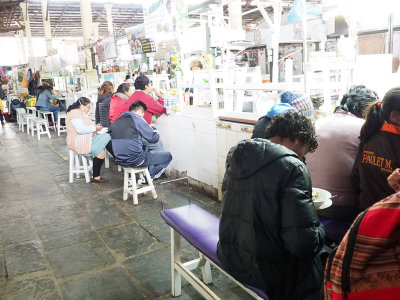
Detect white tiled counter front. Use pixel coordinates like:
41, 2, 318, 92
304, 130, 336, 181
156, 107, 219, 198
155, 107, 256, 200
216, 121, 254, 200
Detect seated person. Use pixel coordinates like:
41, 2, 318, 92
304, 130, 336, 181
109, 83, 131, 124
252, 103, 294, 138
252, 91, 314, 139
125, 75, 166, 151
388, 168, 400, 192
111, 101, 172, 181
352, 87, 400, 210
125, 75, 166, 125
66, 97, 111, 183
36, 85, 64, 122
95, 81, 114, 128
307, 85, 379, 222
324, 188, 400, 299
217, 111, 325, 300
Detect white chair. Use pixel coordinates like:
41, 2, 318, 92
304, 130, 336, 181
16, 108, 27, 132
123, 167, 157, 205
38, 111, 56, 131
104, 150, 122, 171
57, 112, 67, 136
69, 150, 93, 183
36, 119, 51, 140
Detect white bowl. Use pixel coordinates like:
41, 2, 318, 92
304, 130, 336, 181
312, 188, 332, 210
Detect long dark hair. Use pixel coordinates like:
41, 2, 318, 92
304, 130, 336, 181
335, 85, 379, 118
359, 87, 400, 148
67, 97, 91, 113
39, 85, 53, 95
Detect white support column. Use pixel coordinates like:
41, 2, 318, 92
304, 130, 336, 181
301, 0, 309, 95
80, 0, 94, 70
272, 0, 282, 84
18, 30, 27, 64
93, 22, 99, 40
15, 34, 22, 65
228, 0, 242, 30
41, 0, 53, 56
20, 2, 34, 58
104, 3, 113, 35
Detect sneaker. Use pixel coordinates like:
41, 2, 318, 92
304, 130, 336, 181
153, 168, 166, 180
137, 175, 148, 185
1, 122, 4, 127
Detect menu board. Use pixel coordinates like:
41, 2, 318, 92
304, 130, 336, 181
126, 24, 156, 55
96, 34, 118, 62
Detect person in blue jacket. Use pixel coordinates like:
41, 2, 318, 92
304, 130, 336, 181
111, 101, 172, 181
36, 86, 64, 122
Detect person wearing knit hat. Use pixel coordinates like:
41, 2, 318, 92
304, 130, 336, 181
280, 91, 314, 117
252, 103, 294, 138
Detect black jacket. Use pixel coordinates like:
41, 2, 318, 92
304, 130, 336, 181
352, 123, 400, 209
95, 94, 112, 128
217, 139, 325, 300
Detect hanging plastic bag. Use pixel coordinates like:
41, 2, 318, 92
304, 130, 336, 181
21, 72, 28, 87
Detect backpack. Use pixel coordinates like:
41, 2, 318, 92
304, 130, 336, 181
324, 193, 400, 300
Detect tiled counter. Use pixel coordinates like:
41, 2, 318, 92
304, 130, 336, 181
216, 121, 255, 200
156, 107, 259, 200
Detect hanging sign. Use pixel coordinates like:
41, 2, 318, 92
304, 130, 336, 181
126, 24, 157, 55
96, 34, 118, 62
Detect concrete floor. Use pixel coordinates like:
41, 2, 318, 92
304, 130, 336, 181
0, 122, 252, 300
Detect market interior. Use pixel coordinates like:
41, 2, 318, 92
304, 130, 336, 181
1, 0, 400, 299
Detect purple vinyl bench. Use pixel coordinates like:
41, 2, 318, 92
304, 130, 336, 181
160, 204, 269, 300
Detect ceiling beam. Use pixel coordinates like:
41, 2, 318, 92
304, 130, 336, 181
0, 25, 25, 33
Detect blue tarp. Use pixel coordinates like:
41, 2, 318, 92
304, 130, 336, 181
283, 0, 322, 24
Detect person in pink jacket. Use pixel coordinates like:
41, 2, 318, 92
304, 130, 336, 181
125, 75, 166, 125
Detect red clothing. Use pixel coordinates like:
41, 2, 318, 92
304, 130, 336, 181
109, 93, 129, 124
125, 91, 166, 124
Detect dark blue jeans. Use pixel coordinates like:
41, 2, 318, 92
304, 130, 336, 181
141, 150, 172, 179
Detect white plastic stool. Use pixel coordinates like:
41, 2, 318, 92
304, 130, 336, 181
26, 106, 38, 116
16, 108, 27, 132
57, 112, 67, 136
104, 150, 122, 171
26, 115, 37, 136
69, 150, 93, 183
38, 111, 56, 131
123, 167, 157, 205
36, 119, 51, 140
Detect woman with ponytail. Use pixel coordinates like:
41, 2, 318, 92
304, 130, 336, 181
66, 97, 111, 183
352, 87, 400, 209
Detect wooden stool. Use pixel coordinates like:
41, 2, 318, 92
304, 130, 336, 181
123, 167, 157, 205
